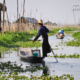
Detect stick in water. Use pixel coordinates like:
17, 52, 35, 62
50, 47, 58, 62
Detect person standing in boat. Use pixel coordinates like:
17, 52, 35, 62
33, 20, 51, 57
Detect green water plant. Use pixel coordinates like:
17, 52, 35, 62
48, 53, 80, 58
66, 32, 80, 46
0, 73, 74, 80
0, 61, 48, 74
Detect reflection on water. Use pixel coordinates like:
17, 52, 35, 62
0, 52, 1, 58
42, 61, 49, 76
0, 51, 18, 58
38, 35, 80, 56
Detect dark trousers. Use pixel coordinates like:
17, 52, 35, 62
42, 36, 51, 57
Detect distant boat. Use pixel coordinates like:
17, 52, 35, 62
56, 33, 64, 39
19, 48, 44, 63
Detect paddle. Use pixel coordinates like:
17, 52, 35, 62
50, 46, 58, 62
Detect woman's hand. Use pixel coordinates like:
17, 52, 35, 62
33, 40, 35, 43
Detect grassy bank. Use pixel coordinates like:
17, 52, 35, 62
48, 26, 80, 35
66, 32, 80, 46
0, 30, 57, 52
0, 31, 41, 52
0, 26, 80, 52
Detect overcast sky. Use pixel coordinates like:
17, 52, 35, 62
0, 0, 80, 24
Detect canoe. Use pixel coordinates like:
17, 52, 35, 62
56, 33, 64, 39
19, 48, 44, 63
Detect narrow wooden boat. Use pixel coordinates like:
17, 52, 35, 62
19, 48, 44, 63
56, 33, 64, 39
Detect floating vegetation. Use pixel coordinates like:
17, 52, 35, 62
48, 53, 80, 58
0, 72, 74, 80
0, 61, 48, 74
52, 48, 59, 50
55, 45, 58, 47
62, 48, 64, 50
67, 39, 80, 46
66, 32, 80, 46
0, 61, 74, 80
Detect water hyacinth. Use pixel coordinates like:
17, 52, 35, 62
0, 73, 74, 80
48, 53, 80, 58
0, 61, 48, 74
66, 32, 80, 46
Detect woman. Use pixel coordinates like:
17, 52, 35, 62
33, 20, 51, 57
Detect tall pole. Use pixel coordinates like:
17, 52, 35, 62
0, 11, 1, 32
5, 0, 10, 32
23, 0, 25, 17
2, 0, 5, 36
17, 0, 19, 32
22, 0, 25, 31
22, 0, 25, 23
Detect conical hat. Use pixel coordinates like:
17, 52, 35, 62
38, 20, 43, 24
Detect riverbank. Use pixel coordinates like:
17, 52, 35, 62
0, 26, 80, 52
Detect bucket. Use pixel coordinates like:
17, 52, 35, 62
33, 53, 38, 57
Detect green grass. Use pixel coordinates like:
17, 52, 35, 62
0, 26, 80, 52
48, 26, 80, 35
0, 31, 41, 52
72, 32, 80, 39
0, 28, 59, 52
66, 32, 80, 46
0, 30, 57, 52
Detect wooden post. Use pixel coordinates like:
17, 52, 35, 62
23, 0, 25, 17
22, 0, 25, 31
0, 52, 1, 58
2, 0, 5, 36
0, 11, 1, 32
17, 0, 19, 32
3, 52, 4, 58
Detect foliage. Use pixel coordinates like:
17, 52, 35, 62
66, 32, 80, 46
0, 72, 74, 80
0, 26, 80, 52
0, 61, 48, 74
0, 61, 74, 80
0, 31, 41, 52
72, 32, 80, 39
48, 53, 80, 58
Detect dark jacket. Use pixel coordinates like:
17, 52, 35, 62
34, 26, 49, 41
34, 26, 51, 57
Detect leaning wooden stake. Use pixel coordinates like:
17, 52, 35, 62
50, 46, 58, 62
2, 0, 5, 36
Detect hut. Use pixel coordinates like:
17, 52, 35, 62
13, 16, 38, 24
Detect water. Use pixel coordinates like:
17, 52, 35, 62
0, 34, 80, 80
38, 34, 80, 56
